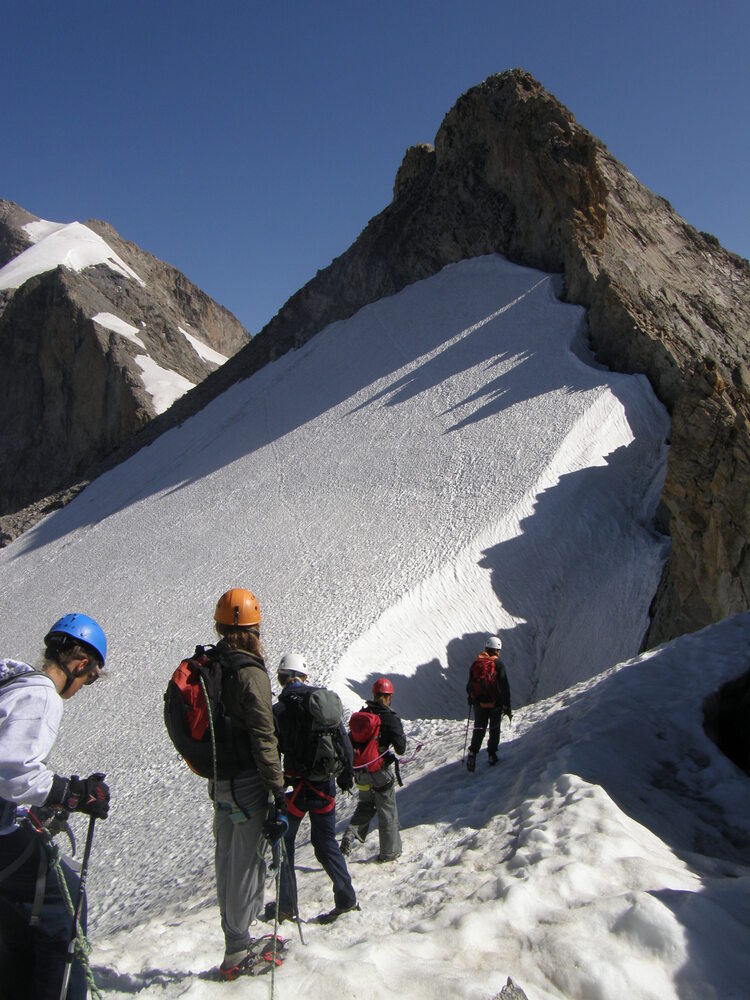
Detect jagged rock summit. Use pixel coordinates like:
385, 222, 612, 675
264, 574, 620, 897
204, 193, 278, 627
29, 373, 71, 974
197, 68, 748, 649
0, 200, 249, 539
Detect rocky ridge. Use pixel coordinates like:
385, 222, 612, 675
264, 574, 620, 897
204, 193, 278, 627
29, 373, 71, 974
0, 201, 249, 538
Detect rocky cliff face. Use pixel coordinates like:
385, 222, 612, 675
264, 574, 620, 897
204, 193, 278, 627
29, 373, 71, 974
200, 70, 749, 648
4, 72, 749, 654
0, 201, 249, 540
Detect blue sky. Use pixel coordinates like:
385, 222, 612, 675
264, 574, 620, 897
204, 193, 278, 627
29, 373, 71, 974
3, 1, 748, 334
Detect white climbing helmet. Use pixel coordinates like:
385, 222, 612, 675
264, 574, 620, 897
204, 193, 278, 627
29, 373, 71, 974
485, 635, 502, 651
277, 652, 308, 679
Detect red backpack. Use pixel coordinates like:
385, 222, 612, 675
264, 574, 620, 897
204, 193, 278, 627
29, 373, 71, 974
348, 710, 383, 774
163, 645, 254, 779
469, 654, 498, 706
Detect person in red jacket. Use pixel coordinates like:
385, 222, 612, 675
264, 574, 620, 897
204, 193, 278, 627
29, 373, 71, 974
340, 678, 406, 862
466, 636, 512, 772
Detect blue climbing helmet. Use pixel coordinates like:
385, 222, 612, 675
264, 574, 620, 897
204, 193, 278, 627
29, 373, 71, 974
44, 613, 107, 665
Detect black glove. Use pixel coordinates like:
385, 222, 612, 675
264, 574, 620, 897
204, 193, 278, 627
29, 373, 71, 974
64, 773, 110, 819
262, 791, 289, 844
337, 770, 354, 792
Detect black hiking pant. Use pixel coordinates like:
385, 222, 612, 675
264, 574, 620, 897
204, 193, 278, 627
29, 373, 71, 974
469, 705, 502, 756
279, 779, 356, 915
0, 825, 87, 1000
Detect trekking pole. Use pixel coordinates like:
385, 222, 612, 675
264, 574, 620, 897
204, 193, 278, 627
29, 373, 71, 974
270, 846, 282, 1000
279, 838, 305, 946
461, 705, 473, 766
59, 815, 96, 1000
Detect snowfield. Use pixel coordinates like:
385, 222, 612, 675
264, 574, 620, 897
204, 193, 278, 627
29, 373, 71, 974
0, 255, 747, 998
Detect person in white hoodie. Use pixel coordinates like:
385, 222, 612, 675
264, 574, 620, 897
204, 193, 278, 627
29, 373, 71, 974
0, 613, 110, 1000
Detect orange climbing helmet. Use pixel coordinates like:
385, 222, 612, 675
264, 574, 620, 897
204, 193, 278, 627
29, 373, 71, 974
214, 588, 261, 627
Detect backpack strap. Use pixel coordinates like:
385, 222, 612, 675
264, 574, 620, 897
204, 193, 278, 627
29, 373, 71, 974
0, 669, 35, 692
0, 831, 48, 926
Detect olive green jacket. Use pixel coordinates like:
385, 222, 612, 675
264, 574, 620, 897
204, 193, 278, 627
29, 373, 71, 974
218, 644, 284, 793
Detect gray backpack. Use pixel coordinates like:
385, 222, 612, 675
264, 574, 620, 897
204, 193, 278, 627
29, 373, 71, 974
283, 687, 345, 780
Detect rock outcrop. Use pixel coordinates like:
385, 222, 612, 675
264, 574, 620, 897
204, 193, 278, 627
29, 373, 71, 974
0, 202, 249, 540
4, 72, 749, 654
176, 70, 748, 648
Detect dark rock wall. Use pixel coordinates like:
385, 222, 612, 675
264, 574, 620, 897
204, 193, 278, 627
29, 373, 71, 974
0, 203, 250, 533
0, 270, 148, 513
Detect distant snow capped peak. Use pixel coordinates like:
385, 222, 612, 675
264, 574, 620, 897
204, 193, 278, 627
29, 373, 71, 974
0, 219, 145, 290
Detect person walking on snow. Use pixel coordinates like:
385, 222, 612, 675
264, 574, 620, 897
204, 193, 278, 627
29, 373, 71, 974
0, 613, 110, 1000
340, 677, 406, 862
203, 588, 287, 981
466, 635, 512, 772
272, 654, 358, 924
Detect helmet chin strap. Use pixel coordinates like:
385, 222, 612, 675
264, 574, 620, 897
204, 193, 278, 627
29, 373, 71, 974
58, 663, 76, 693
59, 660, 91, 693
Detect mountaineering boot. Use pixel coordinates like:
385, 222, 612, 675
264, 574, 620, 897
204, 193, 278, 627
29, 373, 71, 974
218, 935, 288, 980
220, 948, 250, 977
340, 833, 353, 856
315, 900, 361, 924
263, 900, 296, 923
466, 751, 476, 773
488, 751, 498, 766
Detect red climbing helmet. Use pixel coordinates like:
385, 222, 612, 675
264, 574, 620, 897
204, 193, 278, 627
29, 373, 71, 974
372, 677, 394, 696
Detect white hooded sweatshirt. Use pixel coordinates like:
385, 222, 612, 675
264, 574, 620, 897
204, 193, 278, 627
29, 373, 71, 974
0, 658, 63, 834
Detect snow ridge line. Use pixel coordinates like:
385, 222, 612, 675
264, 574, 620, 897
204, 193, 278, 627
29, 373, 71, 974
335, 387, 644, 706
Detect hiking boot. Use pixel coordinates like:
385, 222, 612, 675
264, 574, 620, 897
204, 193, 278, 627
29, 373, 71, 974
466, 752, 476, 773
219, 936, 287, 980
263, 901, 296, 923
219, 947, 253, 981
316, 901, 360, 924
377, 852, 401, 863
340, 834, 353, 856
488, 751, 498, 766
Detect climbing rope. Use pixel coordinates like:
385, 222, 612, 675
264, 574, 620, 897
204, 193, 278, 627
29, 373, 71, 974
49, 842, 102, 1000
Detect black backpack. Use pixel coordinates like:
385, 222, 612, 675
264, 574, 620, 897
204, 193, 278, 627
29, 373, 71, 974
163, 645, 255, 779
279, 687, 346, 781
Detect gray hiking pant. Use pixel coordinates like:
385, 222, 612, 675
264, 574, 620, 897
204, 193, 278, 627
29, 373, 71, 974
211, 772, 269, 954
346, 766, 402, 859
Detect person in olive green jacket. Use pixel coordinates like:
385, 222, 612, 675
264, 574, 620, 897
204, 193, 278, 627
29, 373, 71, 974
207, 588, 287, 981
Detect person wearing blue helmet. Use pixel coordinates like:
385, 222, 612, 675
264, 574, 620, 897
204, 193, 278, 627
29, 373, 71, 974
0, 613, 111, 999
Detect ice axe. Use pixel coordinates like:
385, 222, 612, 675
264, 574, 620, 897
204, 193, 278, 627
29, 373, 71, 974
461, 704, 473, 766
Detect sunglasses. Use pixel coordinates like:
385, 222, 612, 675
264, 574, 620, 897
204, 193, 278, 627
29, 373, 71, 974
83, 662, 103, 685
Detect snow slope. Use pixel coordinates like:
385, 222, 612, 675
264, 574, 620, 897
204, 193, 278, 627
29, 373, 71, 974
2, 254, 746, 997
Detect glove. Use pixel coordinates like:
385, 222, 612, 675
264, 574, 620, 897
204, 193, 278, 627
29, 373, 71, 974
64, 773, 110, 819
262, 791, 289, 844
467, 696, 473, 707
337, 770, 354, 792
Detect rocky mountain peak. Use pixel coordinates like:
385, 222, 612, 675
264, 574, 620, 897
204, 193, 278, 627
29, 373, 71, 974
0, 201, 249, 539
3, 70, 749, 655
